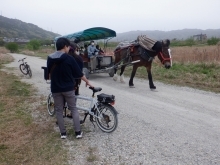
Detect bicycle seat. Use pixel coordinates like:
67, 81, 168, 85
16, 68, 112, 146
89, 87, 102, 93
41, 66, 47, 69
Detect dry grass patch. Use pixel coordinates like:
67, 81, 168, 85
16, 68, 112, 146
0, 53, 13, 66
0, 47, 10, 54
171, 45, 220, 63
34, 47, 54, 59
20, 50, 35, 56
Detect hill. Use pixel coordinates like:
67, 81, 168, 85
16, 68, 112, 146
0, 15, 60, 39
112, 29, 220, 42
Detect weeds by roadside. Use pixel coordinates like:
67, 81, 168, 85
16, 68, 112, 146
0, 53, 67, 165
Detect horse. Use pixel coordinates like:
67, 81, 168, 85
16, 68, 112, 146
113, 38, 172, 89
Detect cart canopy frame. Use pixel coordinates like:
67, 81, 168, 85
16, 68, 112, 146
54, 27, 116, 42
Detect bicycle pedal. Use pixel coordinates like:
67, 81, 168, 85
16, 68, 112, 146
90, 121, 96, 128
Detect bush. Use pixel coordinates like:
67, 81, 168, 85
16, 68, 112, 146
5, 42, 18, 53
185, 38, 195, 46
0, 39, 5, 46
170, 38, 195, 47
207, 37, 220, 45
40, 39, 53, 46
27, 39, 40, 50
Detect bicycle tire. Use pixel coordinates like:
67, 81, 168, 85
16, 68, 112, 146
95, 104, 118, 133
27, 65, 32, 78
47, 93, 55, 116
19, 64, 28, 75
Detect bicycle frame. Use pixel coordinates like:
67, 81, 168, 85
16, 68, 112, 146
18, 58, 26, 65
18, 57, 31, 76
75, 95, 101, 119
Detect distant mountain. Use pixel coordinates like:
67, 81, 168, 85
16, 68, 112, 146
112, 29, 220, 42
0, 15, 60, 39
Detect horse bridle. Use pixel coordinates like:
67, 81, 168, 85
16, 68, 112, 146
158, 50, 172, 64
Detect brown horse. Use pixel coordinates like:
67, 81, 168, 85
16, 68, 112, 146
113, 39, 172, 89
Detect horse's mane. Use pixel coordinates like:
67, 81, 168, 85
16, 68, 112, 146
152, 41, 162, 53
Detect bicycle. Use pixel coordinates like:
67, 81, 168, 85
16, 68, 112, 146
47, 87, 118, 133
18, 57, 32, 78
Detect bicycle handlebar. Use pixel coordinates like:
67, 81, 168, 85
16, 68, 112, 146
18, 57, 26, 62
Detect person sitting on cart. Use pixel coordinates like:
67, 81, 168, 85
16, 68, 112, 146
96, 44, 104, 54
95, 44, 105, 69
87, 41, 100, 73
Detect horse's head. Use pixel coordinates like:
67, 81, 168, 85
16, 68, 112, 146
153, 39, 172, 69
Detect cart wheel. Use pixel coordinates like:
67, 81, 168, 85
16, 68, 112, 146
83, 68, 89, 79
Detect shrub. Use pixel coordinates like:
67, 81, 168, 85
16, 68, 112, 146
5, 42, 18, 52
184, 38, 195, 46
0, 39, 5, 46
27, 39, 40, 50
207, 37, 220, 45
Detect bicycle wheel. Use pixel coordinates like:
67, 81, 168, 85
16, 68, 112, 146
95, 104, 118, 133
27, 65, 32, 78
47, 93, 55, 116
19, 64, 28, 75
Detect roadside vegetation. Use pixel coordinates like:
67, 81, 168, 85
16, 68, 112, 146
0, 51, 67, 165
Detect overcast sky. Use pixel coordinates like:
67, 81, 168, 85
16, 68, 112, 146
1, 0, 219, 35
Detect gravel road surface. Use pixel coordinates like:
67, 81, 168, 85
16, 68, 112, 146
4, 53, 220, 165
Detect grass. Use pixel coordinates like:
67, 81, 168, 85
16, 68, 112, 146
124, 62, 220, 93
0, 53, 67, 165
86, 147, 98, 162
19, 47, 54, 60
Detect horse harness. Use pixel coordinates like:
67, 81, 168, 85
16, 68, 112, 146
126, 45, 156, 62
128, 45, 171, 65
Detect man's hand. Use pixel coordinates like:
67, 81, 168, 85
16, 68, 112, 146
85, 81, 93, 88
81, 75, 94, 88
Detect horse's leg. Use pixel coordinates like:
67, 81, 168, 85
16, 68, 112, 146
113, 55, 118, 81
147, 65, 156, 89
119, 66, 126, 83
129, 65, 138, 88
113, 68, 118, 81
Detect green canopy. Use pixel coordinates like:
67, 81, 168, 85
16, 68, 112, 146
55, 27, 116, 42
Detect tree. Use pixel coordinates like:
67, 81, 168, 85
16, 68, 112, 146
5, 42, 18, 52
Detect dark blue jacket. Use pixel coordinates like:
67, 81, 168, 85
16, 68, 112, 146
47, 51, 83, 93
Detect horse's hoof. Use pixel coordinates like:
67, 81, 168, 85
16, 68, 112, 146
129, 85, 135, 88
120, 80, 126, 84
113, 77, 117, 81
150, 86, 156, 90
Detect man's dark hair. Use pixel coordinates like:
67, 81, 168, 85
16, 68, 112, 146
56, 37, 70, 51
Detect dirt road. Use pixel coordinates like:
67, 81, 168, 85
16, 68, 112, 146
5, 54, 220, 165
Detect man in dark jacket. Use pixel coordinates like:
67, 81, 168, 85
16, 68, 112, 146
47, 37, 92, 139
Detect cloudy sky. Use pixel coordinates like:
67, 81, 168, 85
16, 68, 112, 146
0, 0, 219, 35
